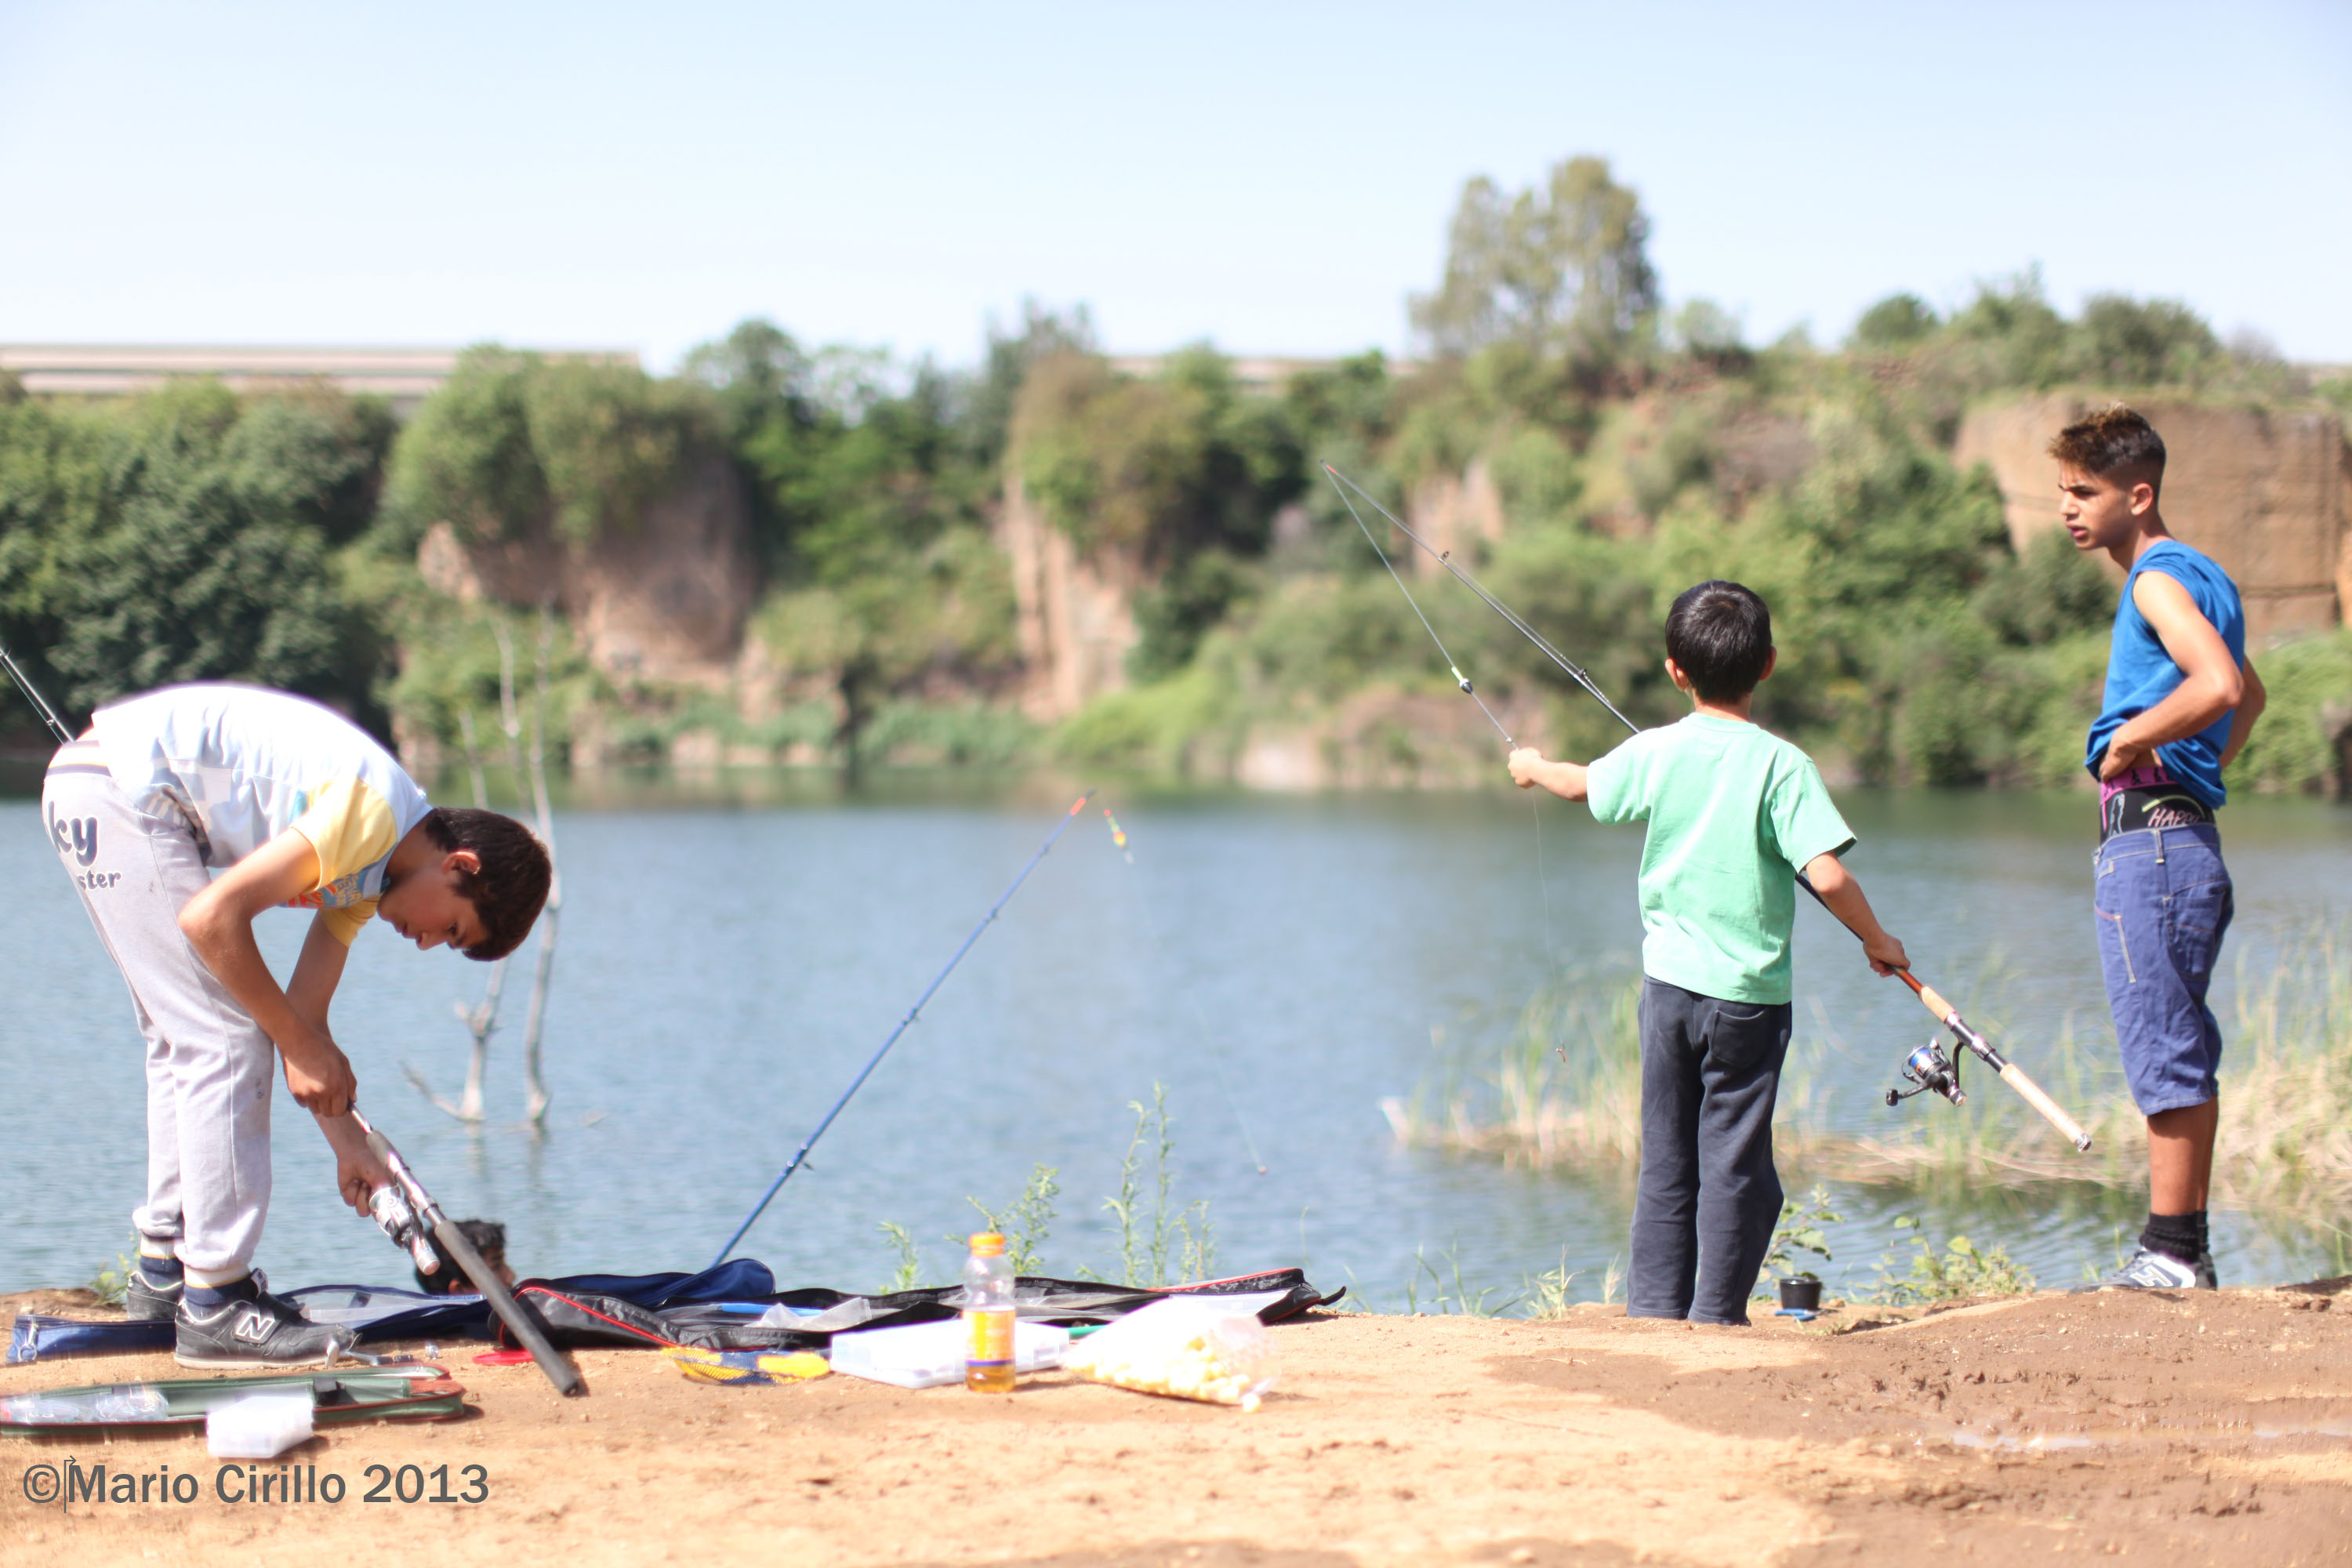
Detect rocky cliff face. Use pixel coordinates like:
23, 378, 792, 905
996, 470, 1142, 720
1955, 396, 2350, 644
418, 450, 759, 689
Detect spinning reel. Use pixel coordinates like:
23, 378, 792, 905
1884, 1038, 1965, 1108
368, 1182, 441, 1276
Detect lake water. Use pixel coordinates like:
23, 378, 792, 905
4, 768, 2348, 1307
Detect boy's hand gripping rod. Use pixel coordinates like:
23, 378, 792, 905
351, 1109, 588, 1396
1319, 461, 2092, 1154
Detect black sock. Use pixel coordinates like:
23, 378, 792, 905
184, 1276, 258, 1308
2140, 1210, 2205, 1265
136, 1254, 183, 1287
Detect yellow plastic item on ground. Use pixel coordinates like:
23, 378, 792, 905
1064, 1298, 1279, 1410
661, 1345, 831, 1386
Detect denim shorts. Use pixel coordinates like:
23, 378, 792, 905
2094, 823, 2232, 1116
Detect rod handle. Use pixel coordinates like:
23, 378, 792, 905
1906, 975, 1955, 1020
1997, 1062, 2093, 1152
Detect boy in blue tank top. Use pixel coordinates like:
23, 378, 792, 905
2054, 406, 2267, 1292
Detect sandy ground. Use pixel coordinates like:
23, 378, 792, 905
5, 1279, 2350, 1567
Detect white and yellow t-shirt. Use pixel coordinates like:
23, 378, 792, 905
93, 684, 431, 946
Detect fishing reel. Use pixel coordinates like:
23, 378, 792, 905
1884, 1039, 1965, 1108
369, 1184, 441, 1276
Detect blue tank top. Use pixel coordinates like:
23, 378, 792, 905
2084, 539, 2245, 808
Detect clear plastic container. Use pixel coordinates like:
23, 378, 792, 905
1064, 1298, 1279, 1410
962, 1231, 1016, 1393
829, 1318, 1068, 1389
206, 1391, 314, 1458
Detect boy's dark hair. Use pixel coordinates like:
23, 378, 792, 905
415, 1218, 506, 1295
1665, 580, 1773, 702
420, 807, 550, 961
2047, 403, 2166, 496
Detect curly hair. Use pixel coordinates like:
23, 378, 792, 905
419, 807, 551, 961
2047, 404, 2167, 495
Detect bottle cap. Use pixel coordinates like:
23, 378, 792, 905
968, 1232, 1006, 1255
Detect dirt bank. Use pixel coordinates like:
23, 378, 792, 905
5, 1279, 2348, 1566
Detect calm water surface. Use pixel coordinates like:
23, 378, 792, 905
4, 771, 2347, 1304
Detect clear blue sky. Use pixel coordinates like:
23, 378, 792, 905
3, 1, 2347, 369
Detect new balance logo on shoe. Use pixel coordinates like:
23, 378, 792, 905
232, 1309, 276, 1343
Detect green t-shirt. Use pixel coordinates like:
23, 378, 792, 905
1585, 713, 1856, 1004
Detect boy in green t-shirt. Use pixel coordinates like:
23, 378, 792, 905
1508, 581, 1907, 1323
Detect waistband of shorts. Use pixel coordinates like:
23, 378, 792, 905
2096, 819, 2223, 853
43, 738, 110, 776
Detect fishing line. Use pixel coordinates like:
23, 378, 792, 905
710, 792, 1097, 1268
1323, 463, 1637, 733
1530, 789, 1557, 961
1324, 477, 1515, 749
1100, 806, 1269, 1175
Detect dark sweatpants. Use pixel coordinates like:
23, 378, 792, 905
1628, 977, 1792, 1326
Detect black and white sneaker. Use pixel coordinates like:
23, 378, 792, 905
2071, 1247, 2206, 1293
174, 1275, 348, 1368
122, 1265, 183, 1322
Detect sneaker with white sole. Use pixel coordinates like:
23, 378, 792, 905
122, 1265, 183, 1322
2071, 1247, 2206, 1293
174, 1274, 348, 1368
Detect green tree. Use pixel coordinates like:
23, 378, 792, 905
1850, 292, 1940, 350
1409, 155, 1658, 361
386, 347, 714, 549
1, 381, 387, 724
2068, 293, 2221, 387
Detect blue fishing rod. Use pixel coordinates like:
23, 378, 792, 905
1319, 461, 2091, 1152
710, 790, 1097, 1268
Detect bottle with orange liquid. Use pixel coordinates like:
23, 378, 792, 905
963, 1231, 1016, 1392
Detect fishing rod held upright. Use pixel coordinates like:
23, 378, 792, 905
0, 639, 75, 746
1319, 461, 2092, 1156
709, 791, 1097, 1269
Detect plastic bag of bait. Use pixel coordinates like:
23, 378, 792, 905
1063, 1298, 1278, 1410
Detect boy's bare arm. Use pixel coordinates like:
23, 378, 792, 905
1508, 747, 1588, 800
176, 829, 359, 1117
1802, 852, 1907, 976
286, 916, 389, 1214
2217, 657, 2266, 771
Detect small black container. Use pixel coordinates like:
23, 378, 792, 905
1777, 1276, 1822, 1312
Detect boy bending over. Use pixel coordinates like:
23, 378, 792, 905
1508, 582, 1906, 1323
44, 684, 550, 1366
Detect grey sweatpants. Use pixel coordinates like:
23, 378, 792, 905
44, 740, 276, 1282
1628, 977, 1792, 1326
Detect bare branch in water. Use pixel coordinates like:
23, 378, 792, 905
519, 601, 562, 1129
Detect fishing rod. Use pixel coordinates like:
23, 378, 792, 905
0, 637, 75, 746
710, 791, 1097, 1269
1320, 461, 2091, 1154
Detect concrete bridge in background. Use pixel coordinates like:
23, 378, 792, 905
0, 343, 637, 414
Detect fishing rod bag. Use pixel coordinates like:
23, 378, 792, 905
2, 1370, 464, 1437
499, 1269, 1344, 1353
3, 1260, 777, 1364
